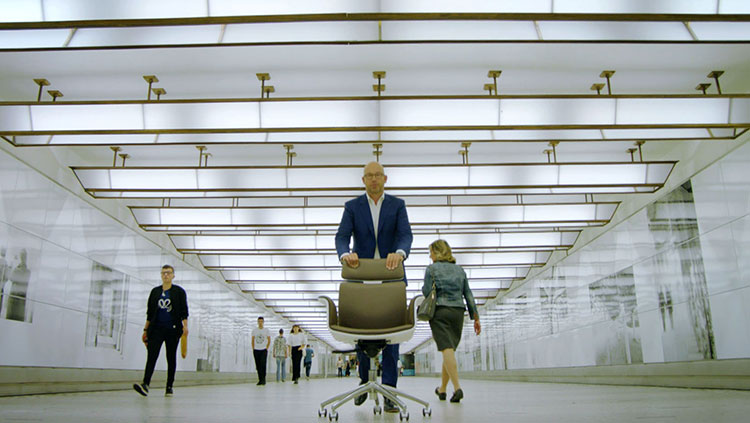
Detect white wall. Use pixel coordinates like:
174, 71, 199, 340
0, 146, 259, 375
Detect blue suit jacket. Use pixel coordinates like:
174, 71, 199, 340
335, 194, 413, 281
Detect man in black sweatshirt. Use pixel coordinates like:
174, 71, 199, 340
133, 264, 189, 397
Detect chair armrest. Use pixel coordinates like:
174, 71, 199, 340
319, 296, 338, 327
407, 295, 424, 325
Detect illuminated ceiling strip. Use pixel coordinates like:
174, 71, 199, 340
129, 203, 618, 228
209, 251, 552, 269
163, 194, 595, 207
83, 187, 663, 198
173, 230, 579, 251
220, 268, 546, 284
1, 13, 750, 50
247, 290, 502, 300
168, 225, 583, 235
225, 273, 531, 285
140, 222, 607, 232
236, 280, 515, 292
73, 162, 674, 193
2, 98, 747, 135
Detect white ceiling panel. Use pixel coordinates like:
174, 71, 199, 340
1, 7, 749, 352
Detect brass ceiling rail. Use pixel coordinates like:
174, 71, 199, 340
70, 161, 680, 171
188, 250, 565, 256
10, 134, 740, 148
204, 263, 548, 270
2, 13, 750, 30
4, 123, 748, 137
136, 221, 611, 229
127, 201, 620, 210
3, 93, 750, 105
171, 230, 582, 237
224, 275, 533, 282
83, 185, 664, 194
72, 161, 677, 170
185, 247, 569, 254
5, 39, 750, 54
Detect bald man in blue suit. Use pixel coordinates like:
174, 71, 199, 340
335, 161, 413, 413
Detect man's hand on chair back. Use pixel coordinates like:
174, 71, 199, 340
385, 252, 404, 270
341, 253, 359, 268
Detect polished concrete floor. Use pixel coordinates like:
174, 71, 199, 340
1, 376, 750, 423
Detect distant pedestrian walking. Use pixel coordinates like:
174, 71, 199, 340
303, 344, 315, 379
288, 324, 307, 384
252, 317, 271, 386
272, 328, 288, 382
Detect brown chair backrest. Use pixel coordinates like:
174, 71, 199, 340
338, 281, 407, 330
341, 258, 404, 282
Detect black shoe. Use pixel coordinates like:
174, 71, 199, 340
435, 387, 446, 401
165, 387, 173, 397
294, 380, 298, 384
450, 389, 464, 403
354, 381, 367, 406
384, 398, 399, 413
354, 392, 367, 406
133, 383, 149, 397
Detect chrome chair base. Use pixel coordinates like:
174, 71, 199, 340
318, 357, 431, 421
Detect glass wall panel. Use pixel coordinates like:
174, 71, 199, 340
416, 139, 750, 372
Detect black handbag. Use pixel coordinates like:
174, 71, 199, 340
417, 280, 437, 321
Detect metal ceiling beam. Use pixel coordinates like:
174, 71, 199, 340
2, 12, 750, 30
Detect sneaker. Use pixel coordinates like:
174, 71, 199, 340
133, 383, 149, 397
165, 387, 173, 397
294, 380, 299, 384
384, 398, 399, 413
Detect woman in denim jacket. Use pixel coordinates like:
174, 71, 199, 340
422, 239, 481, 403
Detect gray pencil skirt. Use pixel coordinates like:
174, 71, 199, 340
429, 306, 465, 351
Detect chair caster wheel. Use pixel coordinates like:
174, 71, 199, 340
317, 408, 327, 417
373, 405, 382, 415
328, 411, 339, 422
422, 407, 432, 416
399, 411, 409, 421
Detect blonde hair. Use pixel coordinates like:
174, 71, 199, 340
429, 239, 456, 263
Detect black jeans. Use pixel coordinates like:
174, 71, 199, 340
253, 349, 268, 383
304, 361, 312, 377
291, 347, 303, 381
143, 325, 180, 388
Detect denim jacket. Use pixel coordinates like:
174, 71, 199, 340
421, 261, 478, 319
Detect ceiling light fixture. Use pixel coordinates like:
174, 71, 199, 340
32, 78, 50, 102
142, 75, 158, 101
71, 162, 675, 197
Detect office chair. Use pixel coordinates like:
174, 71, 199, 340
317, 259, 430, 422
